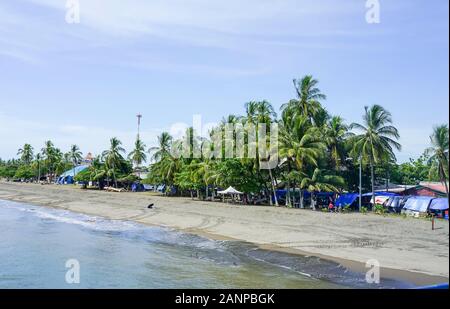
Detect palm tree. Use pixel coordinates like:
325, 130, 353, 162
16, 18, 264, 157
149, 132, 173, 162
68, 145, 83, 180
128, 137, 147, 178
244, 101, 278, 205
102, 137, 125, 188
425, 125, 449, 205
17, 144, 34, 164
89, 156, 106, 187
279, 113, 325, 206
324, 116, 351, 170
41, 140, 57, 182
35, 153, 42, 182
281, 75, 326, 124
350, 105, 401, 208
300, 168, 345, 210
245, 100, 277, 125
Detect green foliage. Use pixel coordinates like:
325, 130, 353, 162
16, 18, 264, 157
390, 153, 437, 185
74, 169, 91, 182
374, 204, 386, 215
361, 206, 368, 214
13, 165, 35, 180
0, 159, 20, 179
6, 75, 447, 205
342, 205, 352, 213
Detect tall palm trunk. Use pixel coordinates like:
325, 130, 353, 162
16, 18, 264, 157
268, 168, 279, 206
371, 163, 375, 211
112, 162, 118, 188
73, 161, 76, 184
37, 161, 41, 183
286, 162, 292, 207
300, 190, 304, 209
440, 165, 449, 208
311, 192, 316, 210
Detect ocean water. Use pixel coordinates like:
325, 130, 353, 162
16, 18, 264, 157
0, 200, 413, 289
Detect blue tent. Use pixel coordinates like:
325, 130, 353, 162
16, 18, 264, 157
273, 190, 334, 203
362, 192, 398, 197
131, 183, 145, 192
335, 193, 359, 207
57, 165, 89, 184
429, 198, 449, 211
403, 196, 434, 213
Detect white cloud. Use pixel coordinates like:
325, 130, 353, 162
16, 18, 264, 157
0, 0, 371, 68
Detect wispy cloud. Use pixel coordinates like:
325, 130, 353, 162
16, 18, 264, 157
0, 0, 377, 72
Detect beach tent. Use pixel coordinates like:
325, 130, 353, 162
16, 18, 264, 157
429, 198, 449, 211
57, 165, 88, 184
335, 193, 359, 207
362, 192, 398, 205
217, 187, 243, 203
217, 187, 243, 195
403, 196, 434, 213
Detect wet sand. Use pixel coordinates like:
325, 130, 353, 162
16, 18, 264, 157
0, 181, 448, 286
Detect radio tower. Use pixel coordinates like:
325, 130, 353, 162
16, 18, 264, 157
136, 114, 142, 139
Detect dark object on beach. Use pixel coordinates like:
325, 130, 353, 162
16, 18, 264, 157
147, 203, 154, 209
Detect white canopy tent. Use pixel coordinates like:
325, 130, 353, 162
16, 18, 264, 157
217, 187, 243, 203
217, 187, 243, 195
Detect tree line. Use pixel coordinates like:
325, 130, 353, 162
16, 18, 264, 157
1, 75, 448, 206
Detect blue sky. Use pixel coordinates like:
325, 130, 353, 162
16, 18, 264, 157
0, 0, 448, 162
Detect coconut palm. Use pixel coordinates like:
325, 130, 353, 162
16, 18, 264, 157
245, 100, 277, 125
425, 125, 449, 204
102, 137, 125, 188
281, 75, 326, 124
41, 141, 58, 182
300, 168, 345, 210
17, 144, 34, 164
350, 105, 401, 208
128, 138, 147, 176
279, 113, 325, 206
244, 101, 278, 205
149, 132, 173, 162
35, 153, 42, 182
324, 116, 351, 170
68, 144, 83, 180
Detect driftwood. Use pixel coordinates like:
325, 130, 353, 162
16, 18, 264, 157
103, 186, 127, 193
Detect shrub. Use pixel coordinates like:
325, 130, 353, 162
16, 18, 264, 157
342, 205, 352, 213
374, 204, 387, 215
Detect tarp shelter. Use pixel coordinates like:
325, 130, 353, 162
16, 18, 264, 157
217, 187, 243, 195
131, 183, 145, 192
335, 193, 359, 207
362, 192, 398, 205
57, 165, 88, 184
429, 198, 449, 211
403, 196, 434, 213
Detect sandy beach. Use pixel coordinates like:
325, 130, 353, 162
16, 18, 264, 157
0, 181, 448, 285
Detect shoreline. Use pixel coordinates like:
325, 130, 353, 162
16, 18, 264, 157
0, 181, 448, 286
